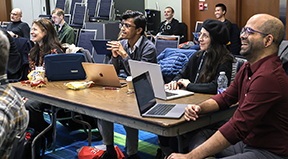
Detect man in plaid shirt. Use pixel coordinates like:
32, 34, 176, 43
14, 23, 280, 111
0, 29, 29, 158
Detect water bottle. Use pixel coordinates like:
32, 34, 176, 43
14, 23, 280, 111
217, 71, 228, 94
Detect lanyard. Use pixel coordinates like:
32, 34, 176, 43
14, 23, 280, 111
194, 51, 207, 83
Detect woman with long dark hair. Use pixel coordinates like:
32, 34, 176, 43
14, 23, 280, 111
166, 19, 234, 94
29, 18, 63, 70
25, 18, 64, 149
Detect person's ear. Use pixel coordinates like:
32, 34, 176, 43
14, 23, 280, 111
264, 35, 274, 47
136, 27, 143, 35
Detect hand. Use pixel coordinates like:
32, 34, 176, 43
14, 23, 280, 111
177, 79, 190, 88
7, 31, 16, 37
165, 81, 179, 90
22, 97, 28, 104
184, 104, 201, 121
107, 41, 128, 59
167, 153, 189, 159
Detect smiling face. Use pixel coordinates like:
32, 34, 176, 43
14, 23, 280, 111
164, 8, 174, 21
214, 7, 225, 20
240, 17, 265, 58
198, 28, 211, 51
31, 23, 46, 44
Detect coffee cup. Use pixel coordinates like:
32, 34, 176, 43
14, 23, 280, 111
126, 76, 134, 92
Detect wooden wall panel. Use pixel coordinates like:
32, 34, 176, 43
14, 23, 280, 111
240, 0, 279, 28
0, 0, 11, 22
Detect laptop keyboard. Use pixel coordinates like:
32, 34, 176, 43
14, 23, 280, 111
147, 104, 176, 115
165, 91, 178, 97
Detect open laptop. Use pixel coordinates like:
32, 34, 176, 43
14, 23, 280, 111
90, 39, 110, 55
82, 62, 127, 87
133, 71, 187, 118
129, 60, 194, 100
44, 53, 86, 81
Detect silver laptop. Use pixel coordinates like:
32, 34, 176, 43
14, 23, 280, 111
133, 71, 187, 118
129, 60, 194, 100
82, 62, 127, 87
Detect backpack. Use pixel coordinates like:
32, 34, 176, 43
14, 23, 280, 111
21, 128, 45, 159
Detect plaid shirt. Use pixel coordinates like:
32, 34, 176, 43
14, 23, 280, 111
0, 74, 29, 158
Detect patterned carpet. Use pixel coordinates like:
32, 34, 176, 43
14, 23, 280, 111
41, 114, 159, 159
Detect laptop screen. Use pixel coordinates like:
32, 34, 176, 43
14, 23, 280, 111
132, 71, 156, 114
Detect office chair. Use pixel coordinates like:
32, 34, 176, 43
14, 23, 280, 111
179, 22, 188, 44
87, 0, 99, 21
89, 0, 115, 21
195, 21, 203, 32
39, 0, 66, 18
70, 2, 87, 29
155, 35, 180, 56
64, 14, 71, 24
77, 29, 98, 60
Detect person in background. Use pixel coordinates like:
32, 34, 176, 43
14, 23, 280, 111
159, 19, 234, 158
168, 13, 288, 159
25, 18, 64, 148
52, 8, 75, 44
98, 10, 157, 159
156, 6, 181, 36
214, 3, 232, 34
0, 29, 29, 158
166, 19, 234, 94
7, 8, 30, 39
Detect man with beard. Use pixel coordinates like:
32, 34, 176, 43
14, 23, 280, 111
156, 6, 181, 36
214, 3, 232, 34
7, 8, 30, 39
168, 14, 288, 159
99, 11, 157, 159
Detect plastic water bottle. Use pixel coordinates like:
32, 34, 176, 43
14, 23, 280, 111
217, 71, 228, 94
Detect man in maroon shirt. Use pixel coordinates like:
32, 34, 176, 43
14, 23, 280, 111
168, 14, 288, 159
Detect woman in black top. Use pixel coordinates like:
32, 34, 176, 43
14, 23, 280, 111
166, 19, 234, 94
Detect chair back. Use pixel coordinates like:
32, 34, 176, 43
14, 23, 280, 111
70, 2, 87, 28
179, 22, 187, 44
195, 21, 203, 32
155, 35, 180, 56
96, 0, 113, 20
87, 0, 99, 17
55, 0, 66, 10
69, 0, 83, 15
278, 40, 288, 75
64, 14, 71, 24
77, 29, 97, 58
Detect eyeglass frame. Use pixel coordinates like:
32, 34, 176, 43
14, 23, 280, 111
240, 27, 269, 38
119, 22, 136, 29
10, 13, 18, 16
193, 32, 210, 39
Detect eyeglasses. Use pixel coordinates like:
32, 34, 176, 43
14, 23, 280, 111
119, 22, 136, 29
194, 32, 209, 39
10, 13, 17, 16
240, 27, 269, 38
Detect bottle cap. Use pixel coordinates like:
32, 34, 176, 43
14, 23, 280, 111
220, 71, 225, 75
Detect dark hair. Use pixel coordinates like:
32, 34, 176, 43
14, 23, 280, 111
0, 30, 9, 75
165, 6, 174, 14
122, 11, 146, 35
29, 18, 62, 60
215, 3, 227, 15
197, 35, 234, 83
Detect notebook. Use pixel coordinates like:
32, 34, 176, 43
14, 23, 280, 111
133, 71, 187, 118
129, 60, 194, 100
82, 62, 127, 87
44, 53, 86, 81
90, 39, 110, 55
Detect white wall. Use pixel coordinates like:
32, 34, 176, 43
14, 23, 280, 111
145, 0, 182, 22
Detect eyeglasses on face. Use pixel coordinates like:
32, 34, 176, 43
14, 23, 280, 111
119, 22, 136, 29
240, 27, 269, 38
10, 13, 17, 16
194, 32, 209, 39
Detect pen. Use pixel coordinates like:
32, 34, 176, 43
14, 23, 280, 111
102, 87, 120, 90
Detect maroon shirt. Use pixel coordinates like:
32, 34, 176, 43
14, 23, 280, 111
212, 54, 288, 156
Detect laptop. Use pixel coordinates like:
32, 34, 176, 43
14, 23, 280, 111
82, 62, 127, 87
90, 39, 110, 55
129, 60, 194, 100
44, 53, 86, 81
133, 71, 187, 118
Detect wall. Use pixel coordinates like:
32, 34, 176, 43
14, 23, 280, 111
145, 0, 182, 22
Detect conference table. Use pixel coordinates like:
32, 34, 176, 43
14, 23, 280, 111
11, 80, 237, 155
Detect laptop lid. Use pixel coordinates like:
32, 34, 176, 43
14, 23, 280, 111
90, 39, 110, 55
133, 71, 187, 118
44, 53, 86, 81
129, 60, 194, 100
82, 62, 127, 87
